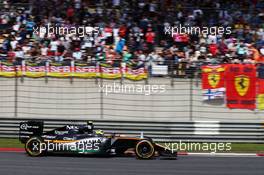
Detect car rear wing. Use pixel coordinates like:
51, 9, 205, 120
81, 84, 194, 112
19, 121, 44, 143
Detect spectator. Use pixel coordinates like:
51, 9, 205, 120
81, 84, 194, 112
72, 48, 82, 61
0, 0, 263, 75
145, 28, 155, 52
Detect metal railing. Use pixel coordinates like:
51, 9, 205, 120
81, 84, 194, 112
0, 118, 263, 143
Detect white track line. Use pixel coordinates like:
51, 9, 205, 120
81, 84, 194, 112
183, 152, 264, 157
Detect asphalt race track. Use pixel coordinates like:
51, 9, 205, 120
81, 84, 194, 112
0, 152, 263, 175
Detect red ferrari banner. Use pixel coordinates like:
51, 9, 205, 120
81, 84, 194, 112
225, 64, 256, 109
202, 65, 225, 89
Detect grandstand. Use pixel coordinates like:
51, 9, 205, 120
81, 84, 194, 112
0, 0, 264, 122
0, 0, 263, 66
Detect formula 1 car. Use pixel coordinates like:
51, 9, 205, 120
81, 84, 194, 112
19, 121, 177, 159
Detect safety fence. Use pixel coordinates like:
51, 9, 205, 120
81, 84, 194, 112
0, 118, 263, 143
1, 76, 264, 121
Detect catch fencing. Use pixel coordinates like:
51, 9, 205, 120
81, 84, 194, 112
0, 76, 264, 122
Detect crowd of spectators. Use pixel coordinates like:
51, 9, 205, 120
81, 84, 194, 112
0, 0, 264, 75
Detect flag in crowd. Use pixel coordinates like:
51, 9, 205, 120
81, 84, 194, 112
0, 61, 147, 81
202, 88, 225, 101
257, 64, 264, 110
225, 64, 256, 110
201, 64, 264, 110
202, 65, 225, 100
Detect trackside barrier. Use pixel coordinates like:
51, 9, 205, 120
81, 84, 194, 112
0, 118, 263, 143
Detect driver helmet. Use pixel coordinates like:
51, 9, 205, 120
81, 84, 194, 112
95, 129, 104, 135
87, 121, 94, 130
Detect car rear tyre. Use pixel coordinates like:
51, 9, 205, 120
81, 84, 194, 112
25, 137, 46, 157
135, 140, 155, 159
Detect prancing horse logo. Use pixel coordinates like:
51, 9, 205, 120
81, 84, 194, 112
235, 75, 249, 96
208, 73, 220, 88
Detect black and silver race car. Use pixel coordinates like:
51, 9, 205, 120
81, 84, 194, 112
19, 121, 177, 159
